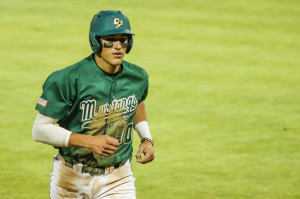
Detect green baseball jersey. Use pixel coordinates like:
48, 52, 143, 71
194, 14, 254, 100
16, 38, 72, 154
35, 54, 148, 167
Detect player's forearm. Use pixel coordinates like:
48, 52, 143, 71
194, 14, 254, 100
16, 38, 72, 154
32, 113, 94, 149
32, 113, 71, 147
68, 133, 93, 148
133, 101, 147, 126
133, 101, 153, 141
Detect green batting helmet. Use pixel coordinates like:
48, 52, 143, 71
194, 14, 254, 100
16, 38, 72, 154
89, 10, 134, 54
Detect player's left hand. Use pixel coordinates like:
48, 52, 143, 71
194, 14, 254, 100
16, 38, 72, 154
135, 141, 154, 164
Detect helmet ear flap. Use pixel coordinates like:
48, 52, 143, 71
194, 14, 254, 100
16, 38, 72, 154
89, 36, 102, 54
95, 36, 102, 53
126, 36, 133, 54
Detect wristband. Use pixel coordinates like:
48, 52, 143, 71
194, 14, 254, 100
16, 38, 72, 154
134, 121, 152, 140
141, 137, 155, 146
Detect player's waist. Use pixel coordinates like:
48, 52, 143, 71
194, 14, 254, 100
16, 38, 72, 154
55, 153, 127, 176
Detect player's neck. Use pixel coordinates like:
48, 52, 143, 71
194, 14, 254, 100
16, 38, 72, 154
94, 54, 120, 74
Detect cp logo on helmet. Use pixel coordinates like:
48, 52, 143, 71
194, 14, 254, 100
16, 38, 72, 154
89, 10, 134, 54
114, 18, 123, 28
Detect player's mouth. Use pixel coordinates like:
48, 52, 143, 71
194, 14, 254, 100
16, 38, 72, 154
112, 52, 123, 58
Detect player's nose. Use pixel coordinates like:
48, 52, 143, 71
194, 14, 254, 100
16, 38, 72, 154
114, 41, 122, 49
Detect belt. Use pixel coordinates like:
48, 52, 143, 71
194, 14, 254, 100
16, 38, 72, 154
56, 154, 124, 176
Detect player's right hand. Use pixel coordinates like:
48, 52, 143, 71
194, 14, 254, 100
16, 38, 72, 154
88, 135, 119, 157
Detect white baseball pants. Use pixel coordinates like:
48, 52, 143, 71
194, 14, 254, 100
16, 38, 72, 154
49, 154, 136, 199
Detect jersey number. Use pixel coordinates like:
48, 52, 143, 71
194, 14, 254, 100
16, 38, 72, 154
117, 123, 133, 144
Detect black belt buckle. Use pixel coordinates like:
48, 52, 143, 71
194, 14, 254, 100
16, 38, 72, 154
114, 163, 120, 169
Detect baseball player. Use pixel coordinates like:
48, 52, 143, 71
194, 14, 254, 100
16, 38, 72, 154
32, 10, 154, 199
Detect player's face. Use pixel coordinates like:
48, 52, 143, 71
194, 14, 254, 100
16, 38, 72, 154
99, 34, 129, 67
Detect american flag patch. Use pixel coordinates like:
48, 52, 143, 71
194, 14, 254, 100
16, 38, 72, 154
37, 98, 48, 107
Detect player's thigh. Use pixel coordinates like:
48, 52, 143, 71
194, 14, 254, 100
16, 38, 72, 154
50, 156, 91, 199
95, 161, 136, 199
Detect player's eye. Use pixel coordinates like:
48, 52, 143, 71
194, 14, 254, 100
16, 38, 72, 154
103, 38, 128, 48
103, 41, 114, 48
121, 40, 129, 48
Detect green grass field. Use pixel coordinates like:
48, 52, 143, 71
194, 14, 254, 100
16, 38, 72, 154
0, 0, 299, 198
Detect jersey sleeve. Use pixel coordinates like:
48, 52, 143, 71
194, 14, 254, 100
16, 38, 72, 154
140, 72, 149, 102
35, 70, 75, 120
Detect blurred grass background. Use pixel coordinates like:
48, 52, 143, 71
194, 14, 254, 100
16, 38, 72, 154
0, 0, 299, 198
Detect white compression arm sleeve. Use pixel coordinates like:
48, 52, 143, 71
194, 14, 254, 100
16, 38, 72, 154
134, 121, 152, 140
32, 113, 72, 147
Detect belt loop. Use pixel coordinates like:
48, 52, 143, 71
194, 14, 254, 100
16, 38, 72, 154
56, 154, 66, 165
105, 166, 114, 175
62, 158, 66, 166
73, 163, 83, 173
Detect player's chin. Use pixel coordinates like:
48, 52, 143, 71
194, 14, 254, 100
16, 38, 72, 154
110, 57, 123, 66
